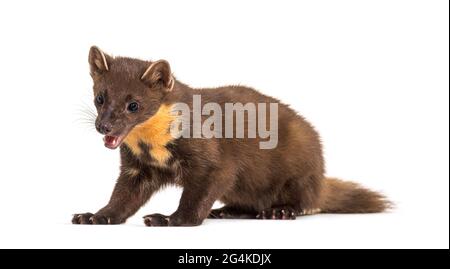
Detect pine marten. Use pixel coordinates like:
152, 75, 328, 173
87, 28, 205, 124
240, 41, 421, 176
72, 46, 390, 226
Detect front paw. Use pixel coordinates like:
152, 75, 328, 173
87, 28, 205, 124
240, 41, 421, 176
72, 213, 118, 225
143, 213, 170, 227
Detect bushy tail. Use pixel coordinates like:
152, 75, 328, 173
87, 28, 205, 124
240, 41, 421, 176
319, 177, 391, 213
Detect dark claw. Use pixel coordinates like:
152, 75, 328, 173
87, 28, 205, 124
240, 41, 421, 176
281, 210, 287, 220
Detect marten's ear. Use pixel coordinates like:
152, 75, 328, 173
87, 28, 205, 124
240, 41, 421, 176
141, 60, 174, 91
88, 46, 110, 77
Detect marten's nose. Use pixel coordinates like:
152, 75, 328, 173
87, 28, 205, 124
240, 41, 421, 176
96, 122, 112, 135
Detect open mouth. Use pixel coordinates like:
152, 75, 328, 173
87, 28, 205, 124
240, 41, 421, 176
103, 134, 126, 149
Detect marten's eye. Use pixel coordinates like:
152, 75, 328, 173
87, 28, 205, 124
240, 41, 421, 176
95, 94, 104, 105
127, 102, 139, 113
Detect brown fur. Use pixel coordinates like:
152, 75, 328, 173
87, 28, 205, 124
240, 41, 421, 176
72, 46, 390, 226
320, 178, 390, 213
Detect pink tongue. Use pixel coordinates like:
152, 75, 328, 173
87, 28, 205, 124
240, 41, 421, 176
104, 135, 118, 146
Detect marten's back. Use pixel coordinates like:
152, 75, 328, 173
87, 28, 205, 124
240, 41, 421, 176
174, 86, 325, 206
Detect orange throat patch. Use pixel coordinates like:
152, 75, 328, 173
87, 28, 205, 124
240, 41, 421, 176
124, 104, 177, 165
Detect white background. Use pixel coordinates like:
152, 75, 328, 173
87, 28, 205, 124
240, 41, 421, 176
0, 0, 448, 249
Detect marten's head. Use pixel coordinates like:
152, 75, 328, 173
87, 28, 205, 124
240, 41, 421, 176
88, 46, 174, 149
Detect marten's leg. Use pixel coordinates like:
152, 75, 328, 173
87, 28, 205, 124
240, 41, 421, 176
209, 175, 323, 220
144, 166, 236, 227
260, 175, 322, 219
73, 169, 157, 225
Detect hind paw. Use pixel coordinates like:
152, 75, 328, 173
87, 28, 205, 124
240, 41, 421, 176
256, 207, 297, 220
